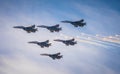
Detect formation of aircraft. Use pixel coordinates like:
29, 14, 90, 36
13, 19, 86, 60
61, 19, 86, 27
13, 25, 38, 33
40, 52, 63, 60
54, 38, 77, 46
37, 24, 62, 32
28, 40, 51, 48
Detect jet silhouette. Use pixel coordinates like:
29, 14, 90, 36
40, 52, 63, 60
54, 38, 77, 46
61, 19, 86, 27
28, 40, 51, 48
37, 24, 62, 32
13, 25, 38, 33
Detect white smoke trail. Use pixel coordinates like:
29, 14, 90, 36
56, 33, 120, 48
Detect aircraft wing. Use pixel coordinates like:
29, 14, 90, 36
57, 55, 63, 59
78, 22, 86, 27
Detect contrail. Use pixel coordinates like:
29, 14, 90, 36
57, 33, 120, 48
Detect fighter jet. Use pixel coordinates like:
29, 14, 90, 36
13, 25, 38, 33
40, 52, 63, 60
28, 40, 51, 48
37, 24, 62, 32
54, 38, 77, 46
61, 19, 86, 27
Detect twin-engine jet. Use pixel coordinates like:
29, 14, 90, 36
40, 52, 63, 60
13, 25, 38, 33
54, 38, 77, 46
28, 40, 51, 48
37, 24, 62, 32
61, 19, 86, 27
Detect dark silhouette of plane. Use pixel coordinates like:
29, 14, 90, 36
40, 52, 63, 60
13, 25, 38, 33
37, 24, 62, 32
61, 19, 86, 27
28, 40, 51, 48
54, 38, 77, 46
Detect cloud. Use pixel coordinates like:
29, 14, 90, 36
0, 54, 70, 74
0, 1, 120, 74
59, 33, 120, 48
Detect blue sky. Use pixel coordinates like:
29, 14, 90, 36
0, 0, 120, 74
0, 0, 120, 35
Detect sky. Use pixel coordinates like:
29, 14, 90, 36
0, 0, 120, 74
